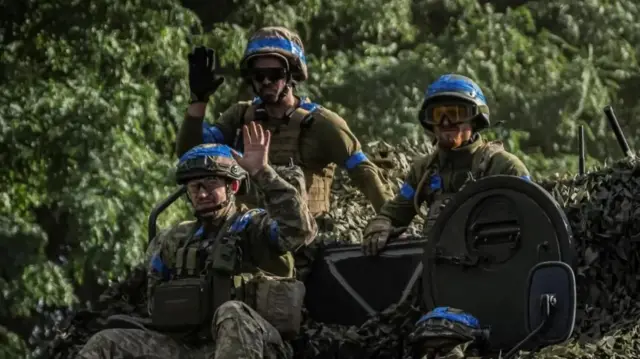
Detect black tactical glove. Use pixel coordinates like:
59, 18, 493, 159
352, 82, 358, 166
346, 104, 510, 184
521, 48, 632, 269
188, 46, 225, 104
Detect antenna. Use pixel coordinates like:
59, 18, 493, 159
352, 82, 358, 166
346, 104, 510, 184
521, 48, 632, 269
603, 106, 633, 158
578, 125, 585, 175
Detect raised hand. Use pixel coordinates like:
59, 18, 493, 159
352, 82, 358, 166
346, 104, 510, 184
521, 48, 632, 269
231, 122, 271, 176
188, 46, 225, 103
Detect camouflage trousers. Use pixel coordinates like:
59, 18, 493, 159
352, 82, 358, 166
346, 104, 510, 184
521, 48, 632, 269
76, 301, 292, 359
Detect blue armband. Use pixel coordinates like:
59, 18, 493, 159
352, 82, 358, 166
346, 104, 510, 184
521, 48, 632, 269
345, 151, 368, 169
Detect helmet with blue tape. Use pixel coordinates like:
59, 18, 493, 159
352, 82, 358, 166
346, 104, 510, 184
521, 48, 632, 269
240, 26, 308, 82
418, 74, 490, 132
176, 144, 247, 185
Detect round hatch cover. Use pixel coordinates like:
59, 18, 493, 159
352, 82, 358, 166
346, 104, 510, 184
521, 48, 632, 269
422, 175, 575, 351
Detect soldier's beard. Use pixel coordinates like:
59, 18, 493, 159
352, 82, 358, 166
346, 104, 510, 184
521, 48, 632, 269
436, 125, 472, 149
438, 131, 465, 149
258, 85, 284, 104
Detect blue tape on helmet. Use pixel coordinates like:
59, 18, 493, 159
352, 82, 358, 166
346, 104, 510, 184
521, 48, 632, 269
416, 307, 480, 328
178, 144, 237, 164
202, 124, 224, 144
430, 175, 442, 190
245, 38, 307, 64
426, 74, 487, 105
521, 175, 531, 182
345, 151, 368, 170
399, 182, 415, 200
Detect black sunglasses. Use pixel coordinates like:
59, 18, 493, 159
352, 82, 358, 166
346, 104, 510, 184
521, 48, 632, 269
252, 68, 287, 83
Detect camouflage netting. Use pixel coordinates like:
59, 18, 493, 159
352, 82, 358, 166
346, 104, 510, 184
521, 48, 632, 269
38, 139, 640, 359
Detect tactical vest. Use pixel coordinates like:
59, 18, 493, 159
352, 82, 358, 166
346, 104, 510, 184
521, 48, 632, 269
151, 210, 260, 334
417, 141, 505, 237
152, 209, 305, 337
239, 97, 335, 216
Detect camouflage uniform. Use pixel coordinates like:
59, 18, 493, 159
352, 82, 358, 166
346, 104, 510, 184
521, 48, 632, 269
364, 74, 530, 251
77, 144, 316, 359
379, 132, 530, 232
176, 27, 392, 217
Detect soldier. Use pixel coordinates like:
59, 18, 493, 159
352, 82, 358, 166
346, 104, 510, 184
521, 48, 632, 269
77, 122, 317, 358
177, 26, 392, 277
176, 26, 392, 219
362, 74, 531, 256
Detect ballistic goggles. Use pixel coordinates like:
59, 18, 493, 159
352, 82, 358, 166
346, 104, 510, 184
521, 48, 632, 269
423, 103, 479, 126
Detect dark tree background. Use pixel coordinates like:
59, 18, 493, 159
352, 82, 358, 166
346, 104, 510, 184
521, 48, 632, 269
2, 0, 639, 356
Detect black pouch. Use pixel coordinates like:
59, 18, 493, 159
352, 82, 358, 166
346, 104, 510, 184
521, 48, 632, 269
210, 237, 238, 273
151, 277, 213, 331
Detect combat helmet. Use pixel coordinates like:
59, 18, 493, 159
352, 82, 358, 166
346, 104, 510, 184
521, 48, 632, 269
176, 143, 246, 185
418, 74, 490, 133
240, 26, 308, 82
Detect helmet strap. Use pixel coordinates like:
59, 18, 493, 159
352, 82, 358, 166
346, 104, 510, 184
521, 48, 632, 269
278, 83, 292, 101
279, 71, 293, 100
466, 133, 479, 145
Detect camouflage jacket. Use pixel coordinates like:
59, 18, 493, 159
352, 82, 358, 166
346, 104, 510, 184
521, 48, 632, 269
379, 134, 530, 227
175, 96, 393, 215
145, 165, 317, 315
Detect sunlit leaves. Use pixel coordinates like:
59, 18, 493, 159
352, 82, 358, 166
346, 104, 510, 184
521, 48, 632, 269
4, 0, 640, 356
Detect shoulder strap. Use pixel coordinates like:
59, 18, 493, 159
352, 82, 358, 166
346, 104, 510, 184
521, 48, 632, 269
243, 96, 320, 127
241, 97, 262, 123
472, 140, 505, 179
285, 97, 321, 165
235, 99, 265, 150
289, 96, 321, 128
208, 210, 256, 316
412, 151, 440, 214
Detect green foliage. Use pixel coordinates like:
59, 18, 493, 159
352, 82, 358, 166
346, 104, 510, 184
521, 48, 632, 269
2, 0, 640, 356
0, 0, 196, 356
204, 0, 640, 163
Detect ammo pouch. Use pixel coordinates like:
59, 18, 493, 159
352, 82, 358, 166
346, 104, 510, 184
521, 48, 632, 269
242, 273, 306, 338
149, 215, 245, 333
151, 276, 214, 331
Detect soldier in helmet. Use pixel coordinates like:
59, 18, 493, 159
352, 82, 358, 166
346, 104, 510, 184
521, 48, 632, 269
362, 74, 531, 255
77, 122, 316, 358
176, 26, 393, 275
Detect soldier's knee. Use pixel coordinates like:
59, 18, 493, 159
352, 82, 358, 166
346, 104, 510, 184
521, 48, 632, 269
213, 300, 265, 331
77, 329, 122, 357
214, 300, 251, 320
87, 328, 120, 344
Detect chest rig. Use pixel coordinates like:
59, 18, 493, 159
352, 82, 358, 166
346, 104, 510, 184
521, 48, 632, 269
238, 96, 336, 216
150, 210, 260, 334
416, 141, 505, 237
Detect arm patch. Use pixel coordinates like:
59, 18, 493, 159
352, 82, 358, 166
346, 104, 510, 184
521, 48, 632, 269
229, 208, 266, 233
